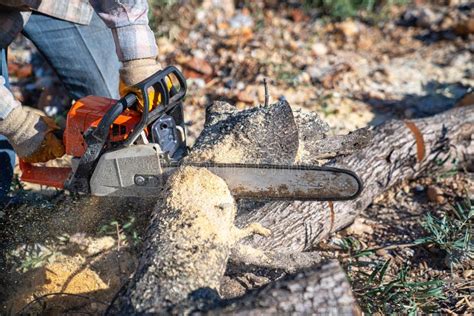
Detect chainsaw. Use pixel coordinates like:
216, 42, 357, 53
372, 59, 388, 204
19, 66, 363, 200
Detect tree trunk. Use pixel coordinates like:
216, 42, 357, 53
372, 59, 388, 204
114, 102, 473, 313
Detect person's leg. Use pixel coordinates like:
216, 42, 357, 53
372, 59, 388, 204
22, 11, 120, 100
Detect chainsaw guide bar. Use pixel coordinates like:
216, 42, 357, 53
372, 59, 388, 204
89, 144, 362, 200
173, 163, 363, 201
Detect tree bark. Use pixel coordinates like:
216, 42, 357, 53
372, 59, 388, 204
168, 260, 359, 315
208, 260, 359, 315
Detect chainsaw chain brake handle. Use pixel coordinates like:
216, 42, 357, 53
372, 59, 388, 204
123, 65, 187, 146
65, 66, 187, 193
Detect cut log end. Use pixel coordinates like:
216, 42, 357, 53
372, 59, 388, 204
187, 100, 299, 164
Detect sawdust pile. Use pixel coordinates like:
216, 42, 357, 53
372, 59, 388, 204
1, 196, 147, 314
121, 166, 269, 313
5, 249, 136, 314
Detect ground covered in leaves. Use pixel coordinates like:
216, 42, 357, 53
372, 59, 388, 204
1, 0, 473, 314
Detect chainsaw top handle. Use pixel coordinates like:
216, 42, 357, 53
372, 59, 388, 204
64, 66, 187, 193
123, 65, 187, 146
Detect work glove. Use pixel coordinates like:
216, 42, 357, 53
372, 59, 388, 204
0, 86, 65, 163
119, 58, 163, 112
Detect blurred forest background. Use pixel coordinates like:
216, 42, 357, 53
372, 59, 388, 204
1, 0, 473, 314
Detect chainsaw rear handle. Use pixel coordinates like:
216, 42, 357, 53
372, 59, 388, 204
18, 94, 137, 190
19, 94, 136, 190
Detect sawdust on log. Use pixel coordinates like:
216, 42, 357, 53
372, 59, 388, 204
120, 166, 270, 312
164, 166, 238, 246
293, 109, 330, 163
187, 101, 299, 164
126, 166, 239, 310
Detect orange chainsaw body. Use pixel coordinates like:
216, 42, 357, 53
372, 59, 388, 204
20, 95, 142, 188
64, 95, 142, 157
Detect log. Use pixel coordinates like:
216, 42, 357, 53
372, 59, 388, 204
187, 101, 299, 164
114, 101, 473, 313
238, 104, 474, 251
188, 100, 473, 251
187, 101, 371, 164
114, 260, 358, 315
207, 260, 359, 315
112, 166, 270, 314
167, 260, 359, 315
112, 101, 360, 313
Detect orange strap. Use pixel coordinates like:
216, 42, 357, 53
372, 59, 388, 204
328, 201, 335, 232
404, 120, 425, 162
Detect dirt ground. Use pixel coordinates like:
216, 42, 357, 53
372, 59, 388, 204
1, 0, 473, 314
0, 195, 154, 314
318, 172, 474, 313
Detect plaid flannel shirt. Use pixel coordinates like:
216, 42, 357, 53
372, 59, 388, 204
0, 0, 158, 61
0, 0, 158, 119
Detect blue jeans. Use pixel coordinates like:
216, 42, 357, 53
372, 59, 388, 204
22, 11, 120, 100
0, 11, 120, 202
